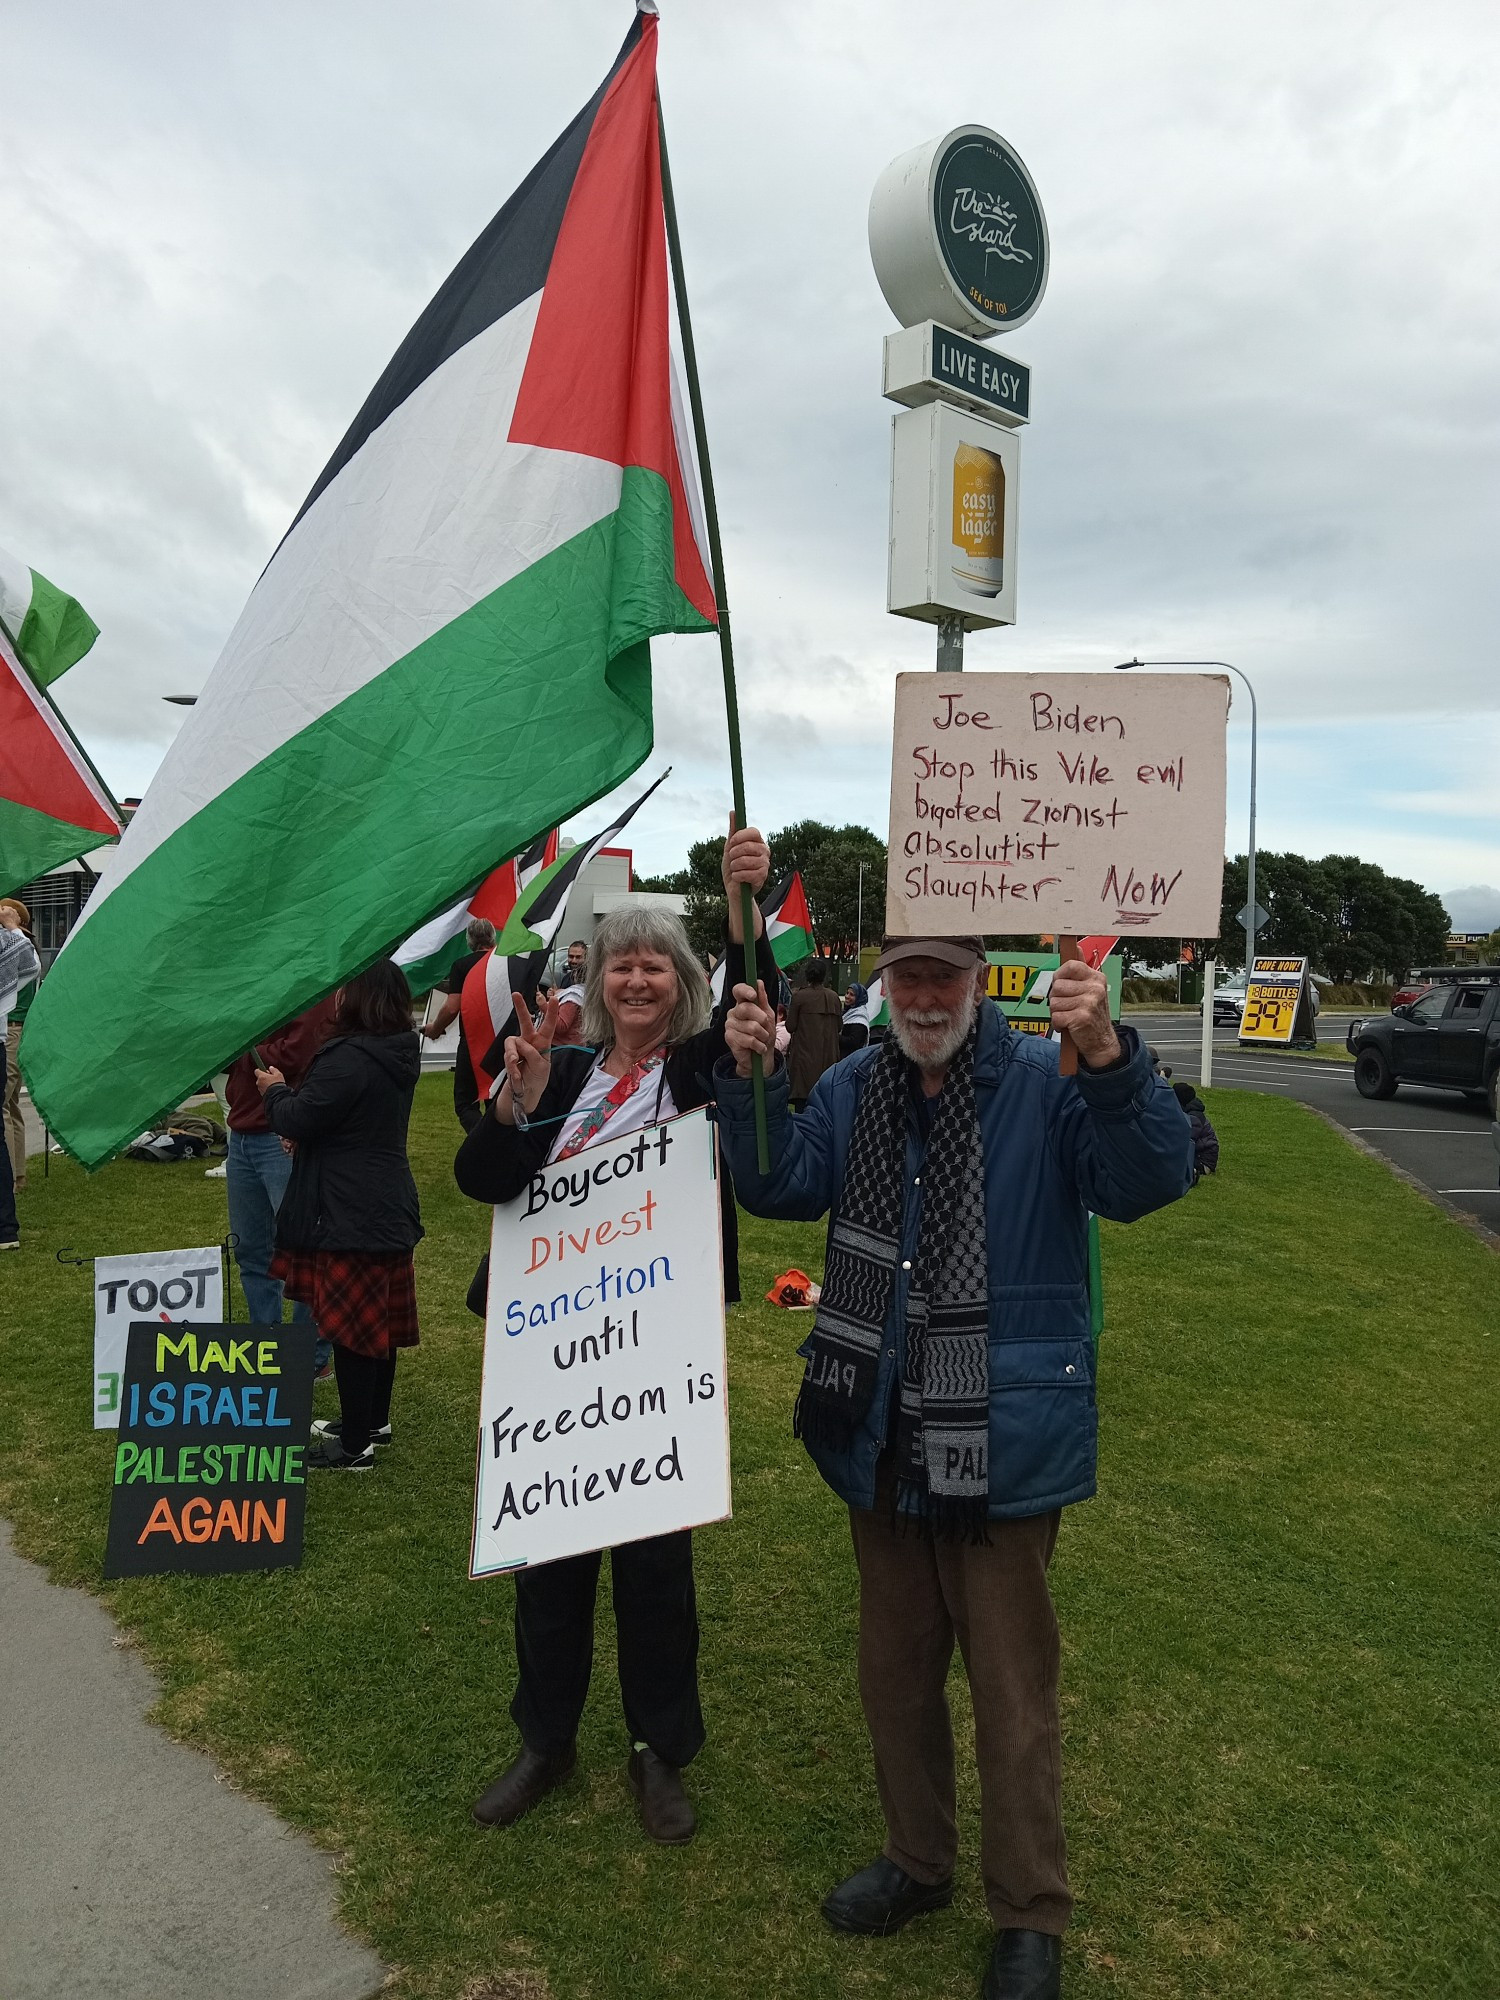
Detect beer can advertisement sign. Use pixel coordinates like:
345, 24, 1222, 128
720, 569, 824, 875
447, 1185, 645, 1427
889, 402, 1019, 627
951, 441, 1005, 596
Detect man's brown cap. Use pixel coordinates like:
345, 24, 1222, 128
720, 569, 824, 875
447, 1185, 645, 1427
870, 934, 986, 978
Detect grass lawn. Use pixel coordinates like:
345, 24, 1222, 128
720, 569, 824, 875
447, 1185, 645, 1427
2, 1081, 1498, 1999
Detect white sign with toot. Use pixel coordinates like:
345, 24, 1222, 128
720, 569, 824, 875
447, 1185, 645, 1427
886, 671, 1229, 938
471, 1106, 731, 1577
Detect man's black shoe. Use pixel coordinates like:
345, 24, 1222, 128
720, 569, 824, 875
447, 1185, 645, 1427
626, 1747, 697, 1844
471, 1742, 576, 1827
982, 1928, 1062, 2000
821, 1855, 954, 1936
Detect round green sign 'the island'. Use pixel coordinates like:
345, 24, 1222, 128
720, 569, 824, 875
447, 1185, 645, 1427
869, 125, 1049, 338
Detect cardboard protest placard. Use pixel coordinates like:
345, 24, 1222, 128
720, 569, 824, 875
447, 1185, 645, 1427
886, 672, 1228, 938
93, 1247, 225, 1429
471, 1106, 730, 1577
103, 1323, 314, 1579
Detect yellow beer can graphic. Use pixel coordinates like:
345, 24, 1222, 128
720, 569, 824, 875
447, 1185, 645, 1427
951, 441, 1005, 596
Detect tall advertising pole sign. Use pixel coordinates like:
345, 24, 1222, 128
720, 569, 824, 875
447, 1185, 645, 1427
869, 124, 1048, 671
871, 129, 1231, 1076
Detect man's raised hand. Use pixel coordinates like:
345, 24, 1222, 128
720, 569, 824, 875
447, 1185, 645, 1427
725, 980, 776, 1079
1048, 960, 1121, 1069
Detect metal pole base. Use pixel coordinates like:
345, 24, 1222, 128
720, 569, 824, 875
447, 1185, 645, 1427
936, 615, 966, 672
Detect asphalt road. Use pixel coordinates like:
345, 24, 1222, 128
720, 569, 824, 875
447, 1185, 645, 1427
1129, 1009, 1500, 1241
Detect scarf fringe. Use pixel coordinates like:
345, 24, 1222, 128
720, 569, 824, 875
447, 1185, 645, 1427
791, 1380, 858, 1455
892, 1476, 993, 1546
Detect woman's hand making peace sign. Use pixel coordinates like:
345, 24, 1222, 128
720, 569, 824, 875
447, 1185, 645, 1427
499, 991, 561, 1126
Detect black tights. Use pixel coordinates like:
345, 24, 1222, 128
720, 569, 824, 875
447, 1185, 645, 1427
331, 1345, 397, 1454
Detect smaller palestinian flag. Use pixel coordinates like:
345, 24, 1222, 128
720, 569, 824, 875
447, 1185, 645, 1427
0, 544, 100, 689
764, 871, 816, 969
710, 869, 815, 1001
1, 623, 120, 899
463, 770, 667, 1094
395, 827, 560, 996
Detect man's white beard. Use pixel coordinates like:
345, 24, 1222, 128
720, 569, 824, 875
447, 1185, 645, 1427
889, 986, 978, 1071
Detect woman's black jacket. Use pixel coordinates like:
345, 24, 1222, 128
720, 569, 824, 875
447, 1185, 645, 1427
453, 934, 777, 1303
264, 1032, 424, 1254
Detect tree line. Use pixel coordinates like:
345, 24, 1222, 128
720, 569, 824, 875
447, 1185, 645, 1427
642, 828, 1451, 982
638, 821, 887, 961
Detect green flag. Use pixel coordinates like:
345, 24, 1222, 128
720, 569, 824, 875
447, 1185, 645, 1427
0, 544, 100, 688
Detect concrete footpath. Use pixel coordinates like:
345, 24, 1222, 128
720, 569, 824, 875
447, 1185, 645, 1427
0, 1522, 387, 2000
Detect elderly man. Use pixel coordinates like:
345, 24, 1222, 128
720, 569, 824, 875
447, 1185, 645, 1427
717, 935, 1192, 2000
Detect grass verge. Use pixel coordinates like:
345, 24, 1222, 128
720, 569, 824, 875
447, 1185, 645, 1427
2, 1082, 1498, 1998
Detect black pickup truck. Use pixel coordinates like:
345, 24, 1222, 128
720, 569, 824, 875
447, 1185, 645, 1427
1350, 982, 1500, 1113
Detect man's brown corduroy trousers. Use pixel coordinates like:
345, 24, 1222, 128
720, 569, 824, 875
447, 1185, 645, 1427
848, 1468, 1071, 1934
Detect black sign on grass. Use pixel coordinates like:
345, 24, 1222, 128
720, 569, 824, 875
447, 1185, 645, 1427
103, 1322, 315, 1579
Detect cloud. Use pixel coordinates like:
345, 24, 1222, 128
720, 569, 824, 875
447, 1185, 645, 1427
3, 0, 1498, 897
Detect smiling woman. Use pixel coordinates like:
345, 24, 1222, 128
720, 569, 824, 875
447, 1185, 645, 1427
452, 820, 779, 1850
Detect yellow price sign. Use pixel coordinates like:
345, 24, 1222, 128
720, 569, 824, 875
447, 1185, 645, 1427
1239, 955, 1307, 1044
1240, 986, 1299, 1040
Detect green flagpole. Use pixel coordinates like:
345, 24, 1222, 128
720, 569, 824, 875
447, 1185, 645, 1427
656, 96, 770, 1172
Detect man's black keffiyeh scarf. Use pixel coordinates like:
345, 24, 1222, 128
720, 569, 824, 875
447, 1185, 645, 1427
793, 1021, 991, 1537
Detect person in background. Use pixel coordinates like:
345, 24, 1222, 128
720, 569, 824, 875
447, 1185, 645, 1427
420, 917, 496, 1133
454, 824, 776, 1846
840, 980, 874, 1058
717, 936, 1193, 2000
787, 960, 845, 1111
0, 900, 41, 1251
1172, 1078, 1220, 1181
223, 994, 340, 1369
257, 961, 423, 1471
550, 939, 589, 1047
2, 898, 38, 1201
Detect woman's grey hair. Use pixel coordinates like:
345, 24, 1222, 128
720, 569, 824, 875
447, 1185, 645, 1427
465, 917, 496, 950
582, 904, 711, 1049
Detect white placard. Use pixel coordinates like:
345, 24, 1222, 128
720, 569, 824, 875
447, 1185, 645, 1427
886, 670, 1229, 939
93, 1247, 225, 1429
471, 1106, 730, 1577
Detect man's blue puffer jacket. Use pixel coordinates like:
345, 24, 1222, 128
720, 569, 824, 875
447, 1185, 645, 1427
715, 1002, 1194, 1520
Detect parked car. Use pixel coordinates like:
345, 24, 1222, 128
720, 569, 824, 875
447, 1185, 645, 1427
1391, 964, 1500, 1009
1350, 983, 1500, 1113
1213, 980, 1247, 1027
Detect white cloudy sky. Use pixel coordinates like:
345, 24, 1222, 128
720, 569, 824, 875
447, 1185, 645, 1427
4, 0, 1499, 925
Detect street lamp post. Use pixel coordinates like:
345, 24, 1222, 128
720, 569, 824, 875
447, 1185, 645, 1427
1113, 657, 1259, 977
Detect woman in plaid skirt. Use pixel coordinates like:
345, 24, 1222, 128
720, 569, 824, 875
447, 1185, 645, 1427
257, 959, 423, 1471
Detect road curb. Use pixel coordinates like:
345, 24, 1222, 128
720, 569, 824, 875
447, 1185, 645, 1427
1302, 1103, 1500, 1255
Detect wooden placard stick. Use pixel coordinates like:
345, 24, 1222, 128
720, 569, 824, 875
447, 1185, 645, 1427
1056, 934, 1080, 1076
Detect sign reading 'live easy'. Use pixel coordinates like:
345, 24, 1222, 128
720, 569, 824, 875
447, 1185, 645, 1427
103, 1323, 315, 1579
886, 671, 1229, 939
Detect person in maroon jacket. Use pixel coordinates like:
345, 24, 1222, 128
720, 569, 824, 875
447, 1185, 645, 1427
224, 995, 339, 1360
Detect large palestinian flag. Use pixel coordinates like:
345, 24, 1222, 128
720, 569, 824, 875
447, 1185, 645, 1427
0, 624, 120, 899
23, 10, 716, 1167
